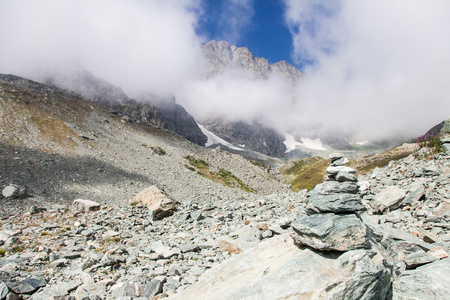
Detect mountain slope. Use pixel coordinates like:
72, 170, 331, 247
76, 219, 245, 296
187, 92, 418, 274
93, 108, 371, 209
0, 74, 289, 214
43, 70, 208, 146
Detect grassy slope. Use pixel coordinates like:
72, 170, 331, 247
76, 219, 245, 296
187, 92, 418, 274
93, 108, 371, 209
281, 143, 415, 192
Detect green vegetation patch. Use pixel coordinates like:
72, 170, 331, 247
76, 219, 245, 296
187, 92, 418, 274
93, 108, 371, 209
217, 168, 256, 193
150, 146, 166, 155
183, 156, 255, 193
184, 155, 209, 169
348, 145, 415, 175
281, 157, 329, 192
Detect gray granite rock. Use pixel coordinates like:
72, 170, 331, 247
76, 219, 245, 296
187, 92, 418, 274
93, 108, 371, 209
291, 213, 369, 251
331, 157, 349, 167
141, 279, 163, 299
393, 258, 450, 299
403, 250, 437, 269
167, 235, 390, 300
403, 185, 425, 205
326, 166, 357, 175
336, 171, 358, 182
72, 199, 100, 212
29, 281, 80, 300
0, 282, 9, 299
371, 186, 406, 213
307, 193, 365, 214
309, 181, 359, 196
1, 185, 27, 199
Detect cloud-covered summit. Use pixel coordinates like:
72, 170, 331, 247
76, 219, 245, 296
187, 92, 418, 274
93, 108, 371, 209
1, 0, 449, 142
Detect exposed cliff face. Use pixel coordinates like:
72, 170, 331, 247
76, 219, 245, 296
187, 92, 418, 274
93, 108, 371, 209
114, 100, 207, 146
202, 40, 303, 83
202, 120, 286, 157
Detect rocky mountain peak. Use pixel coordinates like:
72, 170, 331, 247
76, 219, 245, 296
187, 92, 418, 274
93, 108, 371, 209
202, 40, 302, 83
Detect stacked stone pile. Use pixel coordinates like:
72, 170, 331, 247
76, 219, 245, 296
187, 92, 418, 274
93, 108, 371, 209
291, 153, 368, 251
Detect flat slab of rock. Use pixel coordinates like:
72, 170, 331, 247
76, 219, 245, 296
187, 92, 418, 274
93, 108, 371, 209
167, 235, 390, 300
336, 171, 357, 182
307, 193, 365, 214
131, 186, 177, 219
403, 185, 425, 205
291, 213, 369, 251
371, 186, 406, 213
326, 166, 356, 175
72, 199, 100, 212
309, 181, 359, 196
393, 258, 450, 299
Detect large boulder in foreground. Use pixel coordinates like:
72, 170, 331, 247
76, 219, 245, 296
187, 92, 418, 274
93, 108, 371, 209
392, 258, 450, 299
167, 234, 391, 300
291, 213, 369, 251
131, 186, 177, 219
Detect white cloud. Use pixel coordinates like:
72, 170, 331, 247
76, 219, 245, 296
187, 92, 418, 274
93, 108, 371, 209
0, 0, 204, 97
177, 68, 295, 129
217, 0, 255, 44
283, 0, 450, 139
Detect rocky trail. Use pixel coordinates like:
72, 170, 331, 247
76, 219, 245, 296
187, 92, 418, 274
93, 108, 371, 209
1, 76, 450, 299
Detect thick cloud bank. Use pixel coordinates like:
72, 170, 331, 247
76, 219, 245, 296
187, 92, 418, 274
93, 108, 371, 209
0, 0, 204, 97
1, 0, 449, 141
283, 0, 450, 139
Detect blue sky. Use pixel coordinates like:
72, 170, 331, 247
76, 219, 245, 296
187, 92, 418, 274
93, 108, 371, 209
198, 0, 294, 66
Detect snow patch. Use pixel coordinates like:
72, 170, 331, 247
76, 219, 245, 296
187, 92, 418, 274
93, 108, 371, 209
198, 124, 242, 151
284, 133, 327, 152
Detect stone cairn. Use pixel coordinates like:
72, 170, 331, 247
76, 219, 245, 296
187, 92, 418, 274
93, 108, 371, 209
290, 153, 368, 251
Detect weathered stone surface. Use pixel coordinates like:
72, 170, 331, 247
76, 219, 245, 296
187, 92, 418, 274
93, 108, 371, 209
0, 282, 9, 299
167, 235, 390, 300
402, 185, 425, 205
141, 279, 163, 299
326, 166, 357, 175
433, 200, 450, 216
440, 116, 450, 136
326, 250, 392, 300
72, 199, 100, 212
336, 171, 358, 182
110, 282, 135, 298
393, 258, 450, 299
309, 181, 359, 196
329, 153, 344, 163
7, 278, 46, 294
2, 184, 27, 199
403, 250, 436, 269
291, 213, 369, 251
131, 186, 177, 219
307, 193, 365, 214
331, 157, 349, 167
29, 281, 80, 300
371, 186, 406, 213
